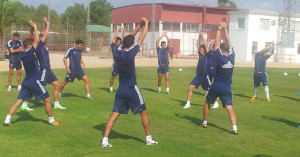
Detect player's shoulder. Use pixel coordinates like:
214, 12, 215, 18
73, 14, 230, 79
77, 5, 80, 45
126, 44, 139, 52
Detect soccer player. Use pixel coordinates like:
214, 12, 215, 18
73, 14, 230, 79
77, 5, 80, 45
109, 25, 125, 93
3, 21, 61, 126
183, 32, 210, 109
202, 23, 238, 134
7, 32, 23, 91
59, 39, 94, 100
156, 32, 171, 94
250, 42, 275, 102
28, 17, 66, 110
101, 17, 158, 148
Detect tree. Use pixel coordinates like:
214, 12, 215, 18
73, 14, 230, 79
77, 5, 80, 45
62, 3, 87, 31
90, 0, 113, 26
217, 0, 237, 8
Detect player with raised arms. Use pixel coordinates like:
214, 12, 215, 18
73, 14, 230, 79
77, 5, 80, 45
250, 42, 275, 102
202, 23, 238, 134
101, 17, 158, 148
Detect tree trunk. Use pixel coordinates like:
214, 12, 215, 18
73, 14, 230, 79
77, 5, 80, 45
0, 29, 5, 61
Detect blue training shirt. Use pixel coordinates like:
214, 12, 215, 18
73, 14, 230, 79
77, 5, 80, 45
111, 43, 118, 62
20, 46, 39, 79
207, 50, 217, 76
214, 47, 235, 85
36, 40, 51, 69
116, 44, 140, 87
65, 47, 82, 72
254, 52, 270, 73
7, 40, 22, 63
157, 47, 169, 65
196, 54, 207, 76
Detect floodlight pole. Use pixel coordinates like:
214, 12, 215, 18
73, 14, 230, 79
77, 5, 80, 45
86, 0, 91, 51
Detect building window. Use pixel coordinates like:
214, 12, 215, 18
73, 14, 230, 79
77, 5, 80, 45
238, 18, 245, 29
162, 22, 180, 31
260, 18, 270, 31
182, 23, 201, 32
298, 43, 300, 54
123, 23, 134, 31
148, 22, 159, 31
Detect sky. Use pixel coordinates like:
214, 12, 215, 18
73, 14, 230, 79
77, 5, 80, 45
17, 0, 300, 14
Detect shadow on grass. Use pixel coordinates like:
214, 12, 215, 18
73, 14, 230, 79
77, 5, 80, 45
140, 87, 157, 94
175, 113, 231, 134
262, 116, 299, 127
273, 95, 300, 102
99, 87, 111, 93
29, 100, 45, 108
233, 93, 251, 99
13, 111, 48, 125
170, 98, 204, 107
60, 92, 86, 99
93, 123, 145, 144
253, 155, 275, 157
193, 91, 206, 96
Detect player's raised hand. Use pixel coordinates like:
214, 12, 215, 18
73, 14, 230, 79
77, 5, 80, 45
117, 25, 122, 30
44, 17, 50, 25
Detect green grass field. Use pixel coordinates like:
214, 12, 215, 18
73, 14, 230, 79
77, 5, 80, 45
0, 67, 299, 157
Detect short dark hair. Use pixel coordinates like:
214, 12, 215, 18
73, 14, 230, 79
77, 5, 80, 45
199, 44, 207, 54
123, 35, 135, 48
220, 43, 230, 52
161, 41, 166, 45
23, 38, 34, 48
13, 32, 20, 37
116, 37, 122, 42
75, 39, 84, 45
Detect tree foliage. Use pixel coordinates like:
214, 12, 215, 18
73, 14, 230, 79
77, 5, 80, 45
217, 0, 237, 8
90, 0, 113, 26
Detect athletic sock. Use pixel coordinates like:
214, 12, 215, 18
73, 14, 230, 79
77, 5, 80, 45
158, 87, 161, 91
48, 116, 55, 123
186, 101, 190, 105
203, 120, 207, 125
264, 86, 269, 99
146, 135, 152, 142
166, 87, 169, 92
102, 137, 109, 143
21, 102, 28, 108
254, 87, 258, 97
4, 115, 12, 124
86, 94, 91, 97
110, 87, 113, 91
54, 101, 60, 106
232, 125, 237, 131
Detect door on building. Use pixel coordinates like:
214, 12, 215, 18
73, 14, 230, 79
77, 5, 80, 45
170, 39, 180, 57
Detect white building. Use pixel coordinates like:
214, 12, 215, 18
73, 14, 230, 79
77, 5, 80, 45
228, 9, 300, 63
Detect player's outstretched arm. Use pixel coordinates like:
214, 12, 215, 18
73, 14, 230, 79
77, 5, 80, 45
165, 33, 171, 48
112, 26, 121, 44
214, 24, 221, 51
81, 58, 85, 69
137, 17, 148, 47
63, 57, 70, 73
200, 32, 209, 54
222, 23, 231, 47
268, 42, 275, 57
156, 32, 166, 48
122, 26, 125, 39
130, 22, 142, 36
41, 17, 49, 43
32, 22, 39, 49
260, 43, 274, 54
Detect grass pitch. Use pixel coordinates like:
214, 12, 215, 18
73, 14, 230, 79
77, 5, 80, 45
0, 67, 299, 157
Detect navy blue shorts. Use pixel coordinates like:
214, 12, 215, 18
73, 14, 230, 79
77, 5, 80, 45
157, 65, 170, 74
65, 69, 86, 83
190, 75, 211, 90
18, 77, 49, 101
254, 72, 268, 87
38, 68, 58, 86
206, 83, 233, 107
9, 61, 22, 70
112, 62, 118, 76
112, 86, 146, 114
